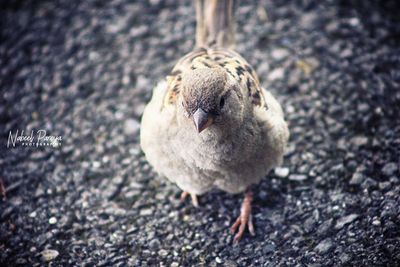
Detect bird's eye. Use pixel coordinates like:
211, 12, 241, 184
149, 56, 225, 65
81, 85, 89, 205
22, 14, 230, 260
219, 97, 225, 109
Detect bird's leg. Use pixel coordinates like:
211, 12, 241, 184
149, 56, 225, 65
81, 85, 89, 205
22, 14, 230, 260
180, 191, 199, 207
230, 189, 255, 243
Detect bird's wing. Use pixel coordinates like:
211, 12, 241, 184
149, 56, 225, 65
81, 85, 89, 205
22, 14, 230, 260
163, 47, 267, 110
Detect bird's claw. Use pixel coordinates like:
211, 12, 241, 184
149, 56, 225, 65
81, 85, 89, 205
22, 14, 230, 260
230, 190, 254, 243
180, 191, 199, 207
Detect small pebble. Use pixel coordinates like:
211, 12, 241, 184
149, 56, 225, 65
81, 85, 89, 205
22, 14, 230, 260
289, 174, 307, 181
268, 68, 284, 81
314, 238, 333, 254
41, 249, 59, 262
274, 167, 289, 178
158, 249, 168, 257
271, 48, 290, 60
335, 214, 359, 229
49, 217, 57, 224
351, 136, 368, 146
372, 219, 381, 226
124, 119, 140, 135
349, 172, 364, 185
92, 161, 101, 168
382, 163, 398, 176
139, 208, 153, 216
122, 75, 130, 85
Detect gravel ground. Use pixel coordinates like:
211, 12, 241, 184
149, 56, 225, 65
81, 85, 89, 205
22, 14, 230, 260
1, 0, 400, 266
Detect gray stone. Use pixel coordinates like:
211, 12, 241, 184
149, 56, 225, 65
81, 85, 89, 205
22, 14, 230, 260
124, 119, 140, 135
314, 238, 333, 254
350, 136, 368, 146
267, 68, 284, 81
274, 167, 290, 178
289, 174, 307, 181
335, 214, 359, 229
48, 217, 57, 225
41, 249, 59, 262
382, 163, 398, 176
158, 249, 168, 257
349, 172, 364, 185
271, 48, 290, 61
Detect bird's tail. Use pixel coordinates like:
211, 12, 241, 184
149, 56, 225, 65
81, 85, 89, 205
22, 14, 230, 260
196, 0, 236, 49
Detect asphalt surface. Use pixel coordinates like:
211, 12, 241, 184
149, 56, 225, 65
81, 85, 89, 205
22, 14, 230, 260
1, 0, 400, 266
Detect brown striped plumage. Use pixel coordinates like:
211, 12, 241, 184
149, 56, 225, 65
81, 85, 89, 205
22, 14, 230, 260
164, 47, 267, 109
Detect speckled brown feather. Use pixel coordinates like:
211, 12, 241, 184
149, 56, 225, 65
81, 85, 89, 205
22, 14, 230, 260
163, 47, 267, 109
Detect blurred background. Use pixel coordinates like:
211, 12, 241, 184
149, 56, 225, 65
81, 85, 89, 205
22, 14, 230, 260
1, 0, 399, 266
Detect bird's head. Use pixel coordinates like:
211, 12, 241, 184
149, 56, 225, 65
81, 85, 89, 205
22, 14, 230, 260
179, 66, 246, 133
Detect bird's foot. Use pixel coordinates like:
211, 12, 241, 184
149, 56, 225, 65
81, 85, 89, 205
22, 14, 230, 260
180, 191, 199, 207
230, 189, 255, 243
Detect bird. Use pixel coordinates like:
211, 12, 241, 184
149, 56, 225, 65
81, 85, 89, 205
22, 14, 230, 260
140, 0, 289, 242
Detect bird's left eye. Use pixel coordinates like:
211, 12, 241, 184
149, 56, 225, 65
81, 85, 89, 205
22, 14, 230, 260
219, 97, 225, 109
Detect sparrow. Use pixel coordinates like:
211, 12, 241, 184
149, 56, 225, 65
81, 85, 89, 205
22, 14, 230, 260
140, 0, 289, 242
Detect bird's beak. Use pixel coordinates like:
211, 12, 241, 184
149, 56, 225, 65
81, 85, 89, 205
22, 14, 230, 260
193, 108, 214, 133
